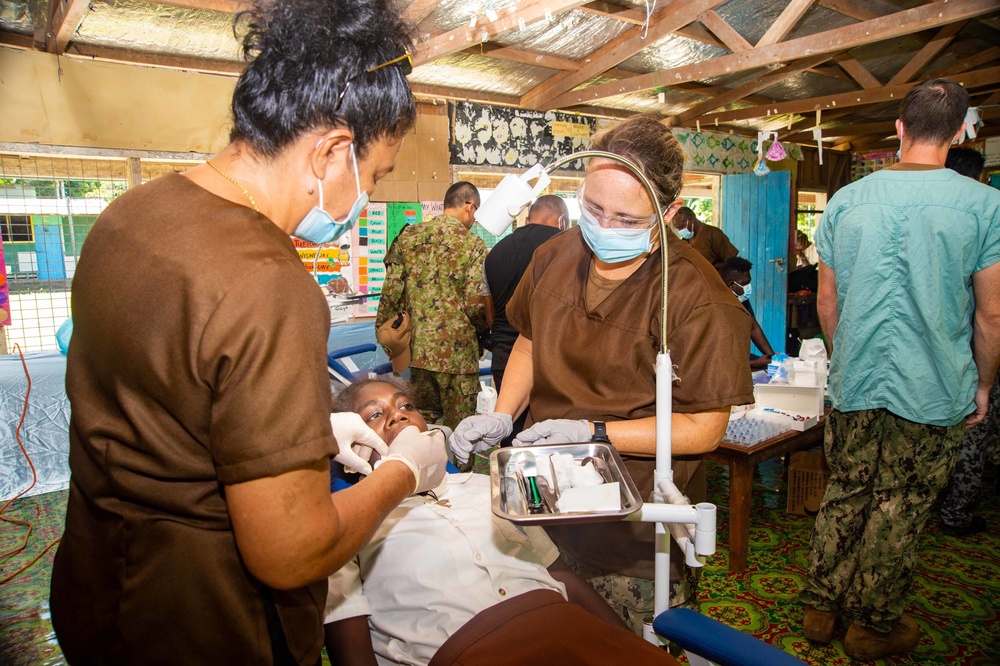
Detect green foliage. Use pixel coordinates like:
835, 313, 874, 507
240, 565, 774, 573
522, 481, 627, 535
686, 197, 713, 223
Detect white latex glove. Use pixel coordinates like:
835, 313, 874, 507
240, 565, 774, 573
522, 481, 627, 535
330, 412, 389, 475
449, 413, 513, 465
513, 419, 591, 447
377, 426, 448, 494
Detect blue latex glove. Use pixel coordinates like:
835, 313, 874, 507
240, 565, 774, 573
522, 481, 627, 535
513, 419, 591, 446
449, 413, 513, 464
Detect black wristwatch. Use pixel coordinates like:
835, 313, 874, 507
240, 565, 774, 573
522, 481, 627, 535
590, 421, 611, 444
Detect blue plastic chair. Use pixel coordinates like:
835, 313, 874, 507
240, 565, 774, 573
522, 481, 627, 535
327, 344, 393, 384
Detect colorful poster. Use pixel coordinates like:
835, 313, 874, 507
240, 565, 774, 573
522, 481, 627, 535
0, 239, 9, 326
354, 202, 389, 318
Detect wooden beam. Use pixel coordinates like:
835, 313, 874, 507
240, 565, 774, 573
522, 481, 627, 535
673, 23, 725, 50
815, 0, 880, 22
927, 46, 1000, 78
409, 83, 522, 108
578, 1, 644, 25
412, 0, 586, 67
48, 0, 92, 54
0, 32, 35, 50
698, 10, 752, 52
547, 0, 999, 109
887, 20, 968, 86
520, 0, 728, 109
757, 0, 816, 48
137, 0, 250, 11
64, 43, 245, 75
676, 53, 834, 123
403, 0, 444, 25
834, 53, 882, 89
698, 66, 1000, 125
462, 43, 582, 71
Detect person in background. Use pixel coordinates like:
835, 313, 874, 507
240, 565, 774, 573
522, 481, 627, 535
672, 205, 739, 269
796, 230, 819, 267
449, 114, 753, 634
720, 256, 776, 371
800, 79, 1000, 662
939, 145, 999, 538
323, 377, 679, 666
376, 181, 488, 432
484, 194, 568, 447
49, 1, 448, 663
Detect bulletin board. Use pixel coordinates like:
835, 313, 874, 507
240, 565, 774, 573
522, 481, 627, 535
295, 202, 426, 319
0, 240, 10, 326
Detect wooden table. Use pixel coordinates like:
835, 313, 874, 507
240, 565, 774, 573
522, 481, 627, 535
704, 416, 826, 573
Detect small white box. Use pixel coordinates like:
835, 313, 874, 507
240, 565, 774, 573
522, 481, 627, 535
754, 384, 823, 428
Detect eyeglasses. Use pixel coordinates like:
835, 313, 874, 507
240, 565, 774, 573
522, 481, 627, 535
577, 184, 656, 229
334, 49, 414, 113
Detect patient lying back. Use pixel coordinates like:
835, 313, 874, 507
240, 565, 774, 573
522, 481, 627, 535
324, 377, 677, 666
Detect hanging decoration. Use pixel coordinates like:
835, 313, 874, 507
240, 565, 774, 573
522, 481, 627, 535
766, 137, 787, 161
963, 107, 982, 141
812, 128, 824, 166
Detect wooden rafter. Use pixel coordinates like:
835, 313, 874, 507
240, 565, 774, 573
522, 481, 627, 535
64, 43, 244, 75
927, 45, 1000, 78
409, 83, 521, 107
693, 66, 1000, 126
675, 53, 835, 124
520, 0, 728, 109
412, 0, 586, 67
403, 0, 443, 25
140, 0, 250, 11
815, 0, 880, 22
698, 10, 751, 52
462, 44, 582, 72
545, 0, 998, 109
579, 1, 724, 48
47, 0, 92, 54
887, 20, 969, 86
757, 0, 816, 49
834, 54, 881, 89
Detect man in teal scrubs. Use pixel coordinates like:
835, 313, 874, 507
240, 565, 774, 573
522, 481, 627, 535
799, 78, 1000, 662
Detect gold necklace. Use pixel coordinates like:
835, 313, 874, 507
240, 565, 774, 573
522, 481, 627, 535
206, 161, 260, 213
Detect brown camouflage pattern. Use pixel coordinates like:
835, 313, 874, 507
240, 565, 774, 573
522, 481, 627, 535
409, 367, 479, 432
800, 408, 964, 632
376, 215, 487, 375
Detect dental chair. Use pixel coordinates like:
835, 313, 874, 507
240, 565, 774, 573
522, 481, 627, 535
652, 608, 806, 666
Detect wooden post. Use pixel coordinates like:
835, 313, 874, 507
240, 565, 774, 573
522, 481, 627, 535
126, 157, 142, 190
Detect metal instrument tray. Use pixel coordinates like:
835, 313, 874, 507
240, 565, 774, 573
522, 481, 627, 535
490, 443, 643, 526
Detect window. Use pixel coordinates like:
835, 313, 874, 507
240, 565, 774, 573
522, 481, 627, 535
1, 215, 32, 243
796, 191, 827, 238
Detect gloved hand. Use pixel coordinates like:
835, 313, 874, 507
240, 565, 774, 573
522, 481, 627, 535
449, 413, 513, 465
513, 419, 591, 447
378, 426, 448, 494
330, 412, 389, 475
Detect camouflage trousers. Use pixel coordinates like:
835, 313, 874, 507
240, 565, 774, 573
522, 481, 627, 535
940, 379, 1000, 528
409, 367, 479, 432
559, 550, 699, 637
799, 408, 964, 632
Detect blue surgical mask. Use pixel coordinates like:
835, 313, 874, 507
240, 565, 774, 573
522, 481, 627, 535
578, 207, 654, 263
675, 226, 694, 240
293, 145, 368, 245
736, 281, 752, 302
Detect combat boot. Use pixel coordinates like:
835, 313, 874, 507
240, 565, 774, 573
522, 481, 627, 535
844, 616, 920, 661
802, 606, 839, 644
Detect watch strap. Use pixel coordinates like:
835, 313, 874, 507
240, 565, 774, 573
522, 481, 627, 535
590, 421, 611, 443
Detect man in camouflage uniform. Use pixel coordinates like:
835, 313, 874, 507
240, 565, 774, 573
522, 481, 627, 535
799, 79, 1000, 662
376, 181, 487, 432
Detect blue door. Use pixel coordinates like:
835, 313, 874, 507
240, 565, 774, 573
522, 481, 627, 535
719, 171, 791, 355
34, 218, 67, 280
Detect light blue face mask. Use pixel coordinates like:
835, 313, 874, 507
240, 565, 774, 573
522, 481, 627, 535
736, 281, 752, 302
293, 145, 369, 245
675, 226, 694, 240
578, 206, 654, 264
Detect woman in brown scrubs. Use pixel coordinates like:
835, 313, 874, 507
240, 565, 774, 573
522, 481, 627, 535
450, 114, 754, 633
48, 1, 446, 663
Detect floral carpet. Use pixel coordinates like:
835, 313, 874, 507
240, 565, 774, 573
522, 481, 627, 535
1, 459, 996, 665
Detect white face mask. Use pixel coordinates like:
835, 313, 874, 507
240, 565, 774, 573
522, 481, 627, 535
293, 144, 369, 245
734, 281, 752, 302
675, 226, 694, 240
577, 206, 654, 263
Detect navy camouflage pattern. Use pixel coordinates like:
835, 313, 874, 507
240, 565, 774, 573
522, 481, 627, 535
800, 408, 964, 632
940, 378, 1000, 528
376, 215, 488, 375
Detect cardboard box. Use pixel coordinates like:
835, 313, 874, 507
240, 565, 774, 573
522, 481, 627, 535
786, 449, 831, 516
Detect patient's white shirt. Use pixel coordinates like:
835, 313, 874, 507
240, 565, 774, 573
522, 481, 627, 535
324, 473, 564, 666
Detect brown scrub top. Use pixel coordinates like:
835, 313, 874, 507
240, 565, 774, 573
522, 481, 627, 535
689, 223, 739, 267
507, 227, 753, 578
50, 173, 339, 664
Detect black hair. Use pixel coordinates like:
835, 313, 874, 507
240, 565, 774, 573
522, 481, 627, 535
331, 375, 412, 414
899, 78, 969, 146
230, 0, 417, 159
945, 147, 985, 180
674, 206, 698, 225
443, 182, 480, 210
720, 256, 753, 282
529, 194, 569, 219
